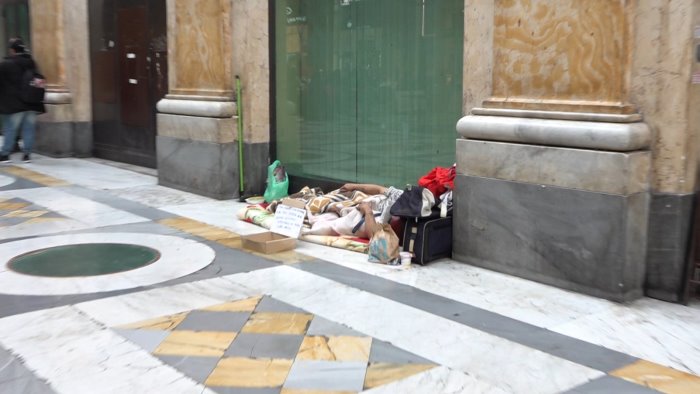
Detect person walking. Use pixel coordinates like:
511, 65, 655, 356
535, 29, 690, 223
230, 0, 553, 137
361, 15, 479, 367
0, 38, 45, 163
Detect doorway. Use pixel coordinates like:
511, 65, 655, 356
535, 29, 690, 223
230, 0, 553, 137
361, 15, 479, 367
89, 0, 167, 168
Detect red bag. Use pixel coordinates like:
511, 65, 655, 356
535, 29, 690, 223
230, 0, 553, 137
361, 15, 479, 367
418, 165, 456, 198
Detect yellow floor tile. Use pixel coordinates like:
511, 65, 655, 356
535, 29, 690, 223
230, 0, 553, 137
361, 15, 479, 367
3, 209, 48, 218
21, 217, 63, 225
363, 363, 435, 390
203, 296, 263, 312
242, 312, 313, 335
153, 330, 236, 357
118, 312, 188, 330
297, 336, 372, 362
217, 237, 243, 249
2, 166, 68, 186
611, 360, 700, 394
205, 357, 293, 387
0, 202, 30, 211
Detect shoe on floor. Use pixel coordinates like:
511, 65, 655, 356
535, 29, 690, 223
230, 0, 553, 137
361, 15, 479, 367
22, 154, 31, 163
0, 154, 9, 163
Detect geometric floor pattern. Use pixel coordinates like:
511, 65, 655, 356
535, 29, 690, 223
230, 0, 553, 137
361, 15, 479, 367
116, 295, 436, 394
0, 197, 66, 227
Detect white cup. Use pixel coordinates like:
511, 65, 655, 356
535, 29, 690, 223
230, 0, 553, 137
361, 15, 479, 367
400, 251, 412, 266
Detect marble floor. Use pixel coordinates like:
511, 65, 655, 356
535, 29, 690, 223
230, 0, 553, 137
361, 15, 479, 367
0, 154, 699, 394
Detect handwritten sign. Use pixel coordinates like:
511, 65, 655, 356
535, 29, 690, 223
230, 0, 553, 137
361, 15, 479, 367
271, 204, 305, 238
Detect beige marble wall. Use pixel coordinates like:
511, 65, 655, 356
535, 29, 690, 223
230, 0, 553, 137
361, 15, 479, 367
29, 0, 66, 91
484, 0, 634, 114
464, 0, 700, 193
62, 0, 91, 121
168, 0, 233, 98
462, 0, 494, 115
29, 0, 91, 122
231, 0, 270, 144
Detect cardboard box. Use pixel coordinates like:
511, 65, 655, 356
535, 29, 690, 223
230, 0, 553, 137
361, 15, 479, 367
241, 232, 296, 254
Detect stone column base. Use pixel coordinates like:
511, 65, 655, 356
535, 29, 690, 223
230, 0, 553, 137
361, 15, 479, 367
453, 138, 651, 302
35, 102, 92, 158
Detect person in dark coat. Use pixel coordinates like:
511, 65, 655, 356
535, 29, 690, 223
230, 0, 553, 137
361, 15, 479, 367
0, 38, 45, 163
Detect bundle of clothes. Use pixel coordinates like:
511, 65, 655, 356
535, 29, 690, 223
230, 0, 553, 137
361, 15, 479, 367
238, 165, 456, 265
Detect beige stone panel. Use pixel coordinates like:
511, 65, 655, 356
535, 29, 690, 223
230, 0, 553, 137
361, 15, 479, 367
232, 0, 270, 144
61, 0, 91, 122
169, 0, 232, 97
462, 0, 494, 114
157, 113, 236, 143
629, 0, 696, 193
456, 139, 650, 195
488, 0, 633, 113
30, 0, 66, 90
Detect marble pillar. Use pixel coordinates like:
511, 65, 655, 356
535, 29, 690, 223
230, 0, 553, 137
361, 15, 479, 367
454, 0, 672, 301
30, 0, 92, 157
157, 0, 270, 199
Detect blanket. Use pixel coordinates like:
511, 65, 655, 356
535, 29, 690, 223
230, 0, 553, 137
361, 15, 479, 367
237, 204, 369, 254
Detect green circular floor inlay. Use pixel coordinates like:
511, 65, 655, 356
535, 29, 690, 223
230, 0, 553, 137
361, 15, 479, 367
8, 243, 160, 277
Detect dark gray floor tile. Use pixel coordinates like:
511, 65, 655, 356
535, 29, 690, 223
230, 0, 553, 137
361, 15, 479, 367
0, 347, 30, 383
306, 316, 363, 337
156, 355, 219, 384
176, 310, 250, 332
369, 339, 433, 364
224, 333, 304, 359
254, 297, 306, 313
0, 376, 56, 394
114, 328, 169, 352
283, 360, 366, 392
564, 375, 662, 393
210, 387, 281, 394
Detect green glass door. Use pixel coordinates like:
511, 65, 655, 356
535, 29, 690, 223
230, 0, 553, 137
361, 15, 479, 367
275, 0, 463, 186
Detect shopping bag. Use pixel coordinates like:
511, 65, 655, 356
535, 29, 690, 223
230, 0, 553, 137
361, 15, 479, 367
263, 160, 289, 202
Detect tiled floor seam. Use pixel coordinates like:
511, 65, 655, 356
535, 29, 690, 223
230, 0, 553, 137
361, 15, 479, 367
289, 259, 700, 394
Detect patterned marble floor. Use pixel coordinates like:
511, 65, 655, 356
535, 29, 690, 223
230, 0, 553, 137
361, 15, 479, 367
0, 154, 699, 394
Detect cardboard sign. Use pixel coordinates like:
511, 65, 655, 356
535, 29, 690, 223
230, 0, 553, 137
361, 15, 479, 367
271, 203, 306, 239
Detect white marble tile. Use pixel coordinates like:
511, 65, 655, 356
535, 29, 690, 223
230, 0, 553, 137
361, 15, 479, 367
0, 233, 215, 295
0, 306, 214, 394
106, 184, 214, 208
361, 366, 509, 394
20, 157, 156, 190
551, 297, 700, 375
0, 174, 15, 188
161, 200, 267, 235
294, 240, 614, 328
221, 267, 603, 393
75, 276, 258, 327
0, 187, 148, 240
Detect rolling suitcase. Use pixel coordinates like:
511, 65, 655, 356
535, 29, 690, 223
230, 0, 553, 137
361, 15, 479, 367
402, 215, 453, 264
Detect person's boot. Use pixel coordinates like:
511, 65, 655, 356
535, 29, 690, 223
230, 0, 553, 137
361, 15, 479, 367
22, 153, 30, 163
0, 154, 9, 163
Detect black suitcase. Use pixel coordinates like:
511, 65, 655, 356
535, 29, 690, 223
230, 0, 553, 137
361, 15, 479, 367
402, 215, 453, 264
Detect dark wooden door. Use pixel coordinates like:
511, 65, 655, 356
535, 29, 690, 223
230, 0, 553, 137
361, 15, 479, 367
90, 0, 166, 168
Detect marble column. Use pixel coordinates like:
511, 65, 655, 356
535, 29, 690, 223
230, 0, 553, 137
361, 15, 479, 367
456, 0, 656, 301
157, 0, 258, 200
30, 0, 92, 157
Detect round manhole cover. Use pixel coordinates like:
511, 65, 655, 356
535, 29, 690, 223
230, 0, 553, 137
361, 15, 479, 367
8, 243, 160, 277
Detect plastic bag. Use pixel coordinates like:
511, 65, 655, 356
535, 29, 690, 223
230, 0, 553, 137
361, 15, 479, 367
263, 160, 289, 202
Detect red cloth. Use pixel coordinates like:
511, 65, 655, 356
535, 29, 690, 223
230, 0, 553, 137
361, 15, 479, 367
418, 165, 456, 198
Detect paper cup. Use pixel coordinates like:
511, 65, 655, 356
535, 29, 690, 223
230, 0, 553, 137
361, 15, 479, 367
400, 251, 412, 266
